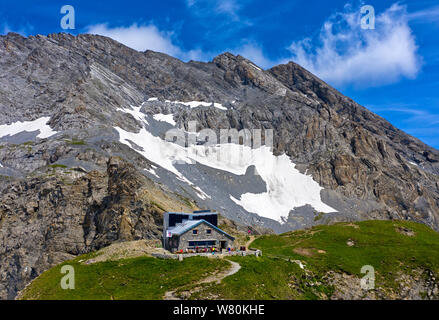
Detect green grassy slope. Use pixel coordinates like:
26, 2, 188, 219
20, 255, 228, 300
188, 255, 322, 299
20, 220, 439, 300
255, 220, 439, 276
192, 220, 439, 299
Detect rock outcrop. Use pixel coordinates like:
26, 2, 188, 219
0, 155, 193, 299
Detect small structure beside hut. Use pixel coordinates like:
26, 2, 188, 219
163, 210, 235, 253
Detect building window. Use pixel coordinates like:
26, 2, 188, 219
206, 229, 212, 234
193, 229, 198, 235
189, 241, 216, 247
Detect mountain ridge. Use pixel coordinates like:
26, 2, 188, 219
0, 32, 438, 299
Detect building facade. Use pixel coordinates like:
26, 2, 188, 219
163, 211, 235, 252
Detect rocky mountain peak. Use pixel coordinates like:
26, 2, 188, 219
212, 51, 259, 70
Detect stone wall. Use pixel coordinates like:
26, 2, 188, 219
151, 249, 262, 260
175, 222, 233, 252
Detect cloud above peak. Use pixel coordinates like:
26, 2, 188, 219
84, 23, 272, 67
86, 23, 181, 55
85, 2, 426, 89
85, 23, 210, 62
287, 3, 422, 88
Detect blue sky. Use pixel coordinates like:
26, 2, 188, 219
1, 0, 439, 148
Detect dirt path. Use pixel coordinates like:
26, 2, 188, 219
245, 236, 256, 249
164, 260, 241, 300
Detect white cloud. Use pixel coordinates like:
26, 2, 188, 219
85, 23, 210, 62
84, 2, 427, 88
287, 3, 422, 88
86, 23, 181, 55
85, 21, 277, 69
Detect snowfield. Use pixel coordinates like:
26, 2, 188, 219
117, 105, 149, 123
189, 144, 336, 222
153, 113, 176, 126
115, 103, 336, 223
172, 101, 227, 111
144, 168, 159, 178
148, 97, 227, 111
0, 117, 58, 139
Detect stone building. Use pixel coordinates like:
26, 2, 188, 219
163, 211, 235, 252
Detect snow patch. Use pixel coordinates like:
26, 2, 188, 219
167, 100, 227, 111
114, 109, 336, 223
114, 126, 194, 187
144, 168, 159, 178
117, 105, 149, 124
191, 145, 337, 222
183, 144, 336, 222
0, 117, 58, 139
153, 113, 176, 126
193, 186, 211, 200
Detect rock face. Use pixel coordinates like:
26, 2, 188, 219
326, 269, 439, 300
0, 155, 189, 299
0, 32, 439, 299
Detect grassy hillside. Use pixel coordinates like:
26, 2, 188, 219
192, 220, 439, 299
254, 220, 439, 278
20, 220, 439, 300
20, 255, 229, 300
